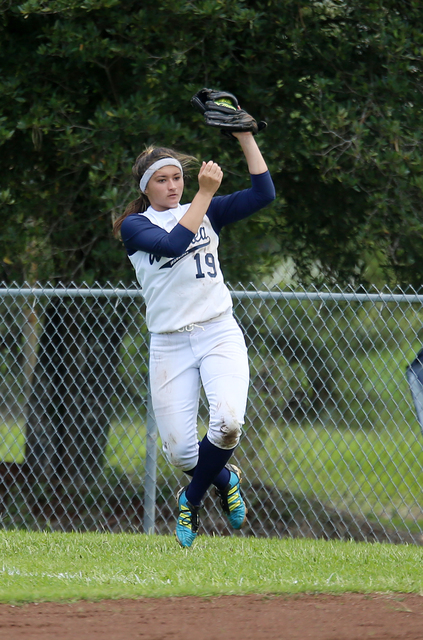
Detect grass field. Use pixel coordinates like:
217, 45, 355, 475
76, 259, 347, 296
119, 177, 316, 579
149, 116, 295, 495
2, 416, 423, 510
0, 531, 422, 603
2, 416, 423, 531
258, 421, 423, 519
1, 301, 423, 536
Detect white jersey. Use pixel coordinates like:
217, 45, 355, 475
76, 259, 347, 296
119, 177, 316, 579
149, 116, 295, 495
128, 203, 232, 333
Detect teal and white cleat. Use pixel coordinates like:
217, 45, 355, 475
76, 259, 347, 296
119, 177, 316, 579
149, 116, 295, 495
216, 464, 247, 529
175, 488, 201, 548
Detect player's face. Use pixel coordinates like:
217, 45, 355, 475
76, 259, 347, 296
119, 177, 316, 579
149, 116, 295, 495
145, 165, 184, 211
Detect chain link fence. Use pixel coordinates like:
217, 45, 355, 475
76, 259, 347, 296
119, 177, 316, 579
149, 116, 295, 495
0, 283, 422, 544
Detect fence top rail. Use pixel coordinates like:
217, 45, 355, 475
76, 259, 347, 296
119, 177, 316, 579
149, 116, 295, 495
233, 291, 423, 303
0, 287, 423, 303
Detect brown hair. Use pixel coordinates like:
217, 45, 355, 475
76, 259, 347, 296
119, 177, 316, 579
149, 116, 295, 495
113, 145, 197, 237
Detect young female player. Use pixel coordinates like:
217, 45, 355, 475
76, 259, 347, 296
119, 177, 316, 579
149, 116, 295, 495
114, 131, 275, 547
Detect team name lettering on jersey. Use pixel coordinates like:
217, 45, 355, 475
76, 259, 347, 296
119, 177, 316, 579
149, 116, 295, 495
160, 240, 211, 269
192, 226, 209, 245
148, 227, 211, 270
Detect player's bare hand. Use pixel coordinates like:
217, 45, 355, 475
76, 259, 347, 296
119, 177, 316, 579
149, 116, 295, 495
198, 161, 223, 196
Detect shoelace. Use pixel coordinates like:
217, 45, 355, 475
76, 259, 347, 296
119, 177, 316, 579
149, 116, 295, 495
179, 503, 200, 532
216, 478, 241, 514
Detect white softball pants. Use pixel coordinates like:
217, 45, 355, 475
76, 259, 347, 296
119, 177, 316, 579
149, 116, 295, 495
149, 312, 249, 471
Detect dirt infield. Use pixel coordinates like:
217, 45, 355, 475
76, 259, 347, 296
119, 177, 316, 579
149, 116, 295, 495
1, 593, 423, 639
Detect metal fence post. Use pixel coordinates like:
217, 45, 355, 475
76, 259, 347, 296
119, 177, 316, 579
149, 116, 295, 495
143, 377, 157, 534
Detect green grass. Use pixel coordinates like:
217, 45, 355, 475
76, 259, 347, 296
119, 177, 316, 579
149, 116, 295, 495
256, 420, 423, 519
0, 420, 25, 463
2, 416, 423, 528
1, 313, 423, 531
1, 532, 422, 603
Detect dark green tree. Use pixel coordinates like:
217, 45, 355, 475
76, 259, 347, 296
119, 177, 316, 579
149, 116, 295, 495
1, 0, 423, 286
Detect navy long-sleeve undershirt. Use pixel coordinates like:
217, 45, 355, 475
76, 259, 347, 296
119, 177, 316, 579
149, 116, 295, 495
120, 170, 275, 258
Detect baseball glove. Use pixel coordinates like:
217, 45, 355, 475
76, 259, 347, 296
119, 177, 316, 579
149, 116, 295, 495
190, 87, 267, 138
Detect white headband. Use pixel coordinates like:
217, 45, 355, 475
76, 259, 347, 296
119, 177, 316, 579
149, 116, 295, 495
139, 158, 183, 193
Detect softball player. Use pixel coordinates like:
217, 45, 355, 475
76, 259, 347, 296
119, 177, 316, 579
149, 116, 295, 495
114, 131, 275, 547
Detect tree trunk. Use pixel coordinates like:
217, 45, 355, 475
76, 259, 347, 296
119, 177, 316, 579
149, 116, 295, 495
25, 298, 126, 485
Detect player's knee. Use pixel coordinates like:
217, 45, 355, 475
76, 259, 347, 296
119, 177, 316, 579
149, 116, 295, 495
163, 440, 198, 471
208, 416, 242, 449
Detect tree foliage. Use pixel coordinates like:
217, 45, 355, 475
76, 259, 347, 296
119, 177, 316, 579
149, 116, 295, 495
1, 0, 423, 286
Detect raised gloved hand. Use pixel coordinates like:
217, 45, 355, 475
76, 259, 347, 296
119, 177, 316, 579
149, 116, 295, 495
190, 88, 267, 138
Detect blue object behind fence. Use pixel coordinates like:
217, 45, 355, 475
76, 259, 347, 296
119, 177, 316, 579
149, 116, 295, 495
406, 348, 423, 435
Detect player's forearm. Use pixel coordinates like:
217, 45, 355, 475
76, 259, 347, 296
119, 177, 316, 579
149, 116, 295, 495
179, 190, 214, 234
121, 215, 195, 258
236, 133, 268, 175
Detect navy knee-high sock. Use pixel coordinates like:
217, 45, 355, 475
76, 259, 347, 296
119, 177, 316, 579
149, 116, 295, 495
185, 436, 233, 506
185, 465, 230, 491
